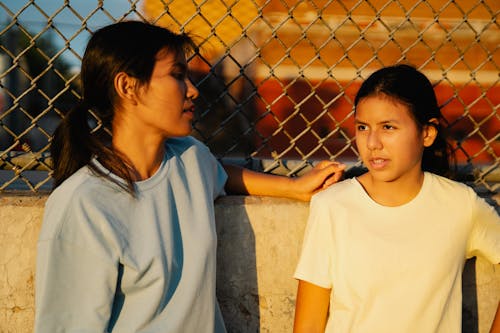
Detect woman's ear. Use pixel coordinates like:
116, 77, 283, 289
423, 118, 439, 147
114, 72, 138, 104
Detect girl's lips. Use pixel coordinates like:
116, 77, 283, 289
369, 158, 389, 170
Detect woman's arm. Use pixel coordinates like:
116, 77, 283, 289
294, 280, 331, 333
223, 161, 345, 201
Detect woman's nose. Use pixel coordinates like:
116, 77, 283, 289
186, 78, 199, 100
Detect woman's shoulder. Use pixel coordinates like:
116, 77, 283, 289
165, 136, 217, 165
165, 136, 209, 153
45, 166, 119, 221
47, 167, 93, 202
42, 166, 127, 242
42, 169, 96, 237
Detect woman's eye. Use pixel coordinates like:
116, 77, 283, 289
383, 124, 395, 130
172, 72, 186, 80
356, 125, 367, 131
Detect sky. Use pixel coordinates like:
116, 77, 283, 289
0, 0, 141, 69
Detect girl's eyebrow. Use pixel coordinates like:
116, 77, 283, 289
354, 119, 400, 125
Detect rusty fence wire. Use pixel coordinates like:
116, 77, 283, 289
0, 0, 498, 192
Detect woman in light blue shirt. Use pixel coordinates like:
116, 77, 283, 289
34, 21, 344, 333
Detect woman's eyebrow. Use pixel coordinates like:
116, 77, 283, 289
172, 62, 187, 72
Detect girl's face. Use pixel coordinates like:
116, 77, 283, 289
355, 95, 435, 185
134, 48, 199, 138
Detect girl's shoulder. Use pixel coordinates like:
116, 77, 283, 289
312, 177, 361, 203
425, 172, 476, 198
423, 173, 498, 215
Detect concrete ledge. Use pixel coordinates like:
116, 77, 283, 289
1, 193, 499, 332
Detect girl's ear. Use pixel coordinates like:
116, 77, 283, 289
114, 72, 138, 104
423, 118, 439, 147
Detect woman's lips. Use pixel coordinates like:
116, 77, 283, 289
183, 104, 195, 112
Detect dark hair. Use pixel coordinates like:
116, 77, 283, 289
51, 21, 194, 192
354, 64, 455, 177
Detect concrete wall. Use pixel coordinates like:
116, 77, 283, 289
1, 193, 499, 332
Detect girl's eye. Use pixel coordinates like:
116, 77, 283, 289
356, 124, 367, 131
383, 124, 395, 130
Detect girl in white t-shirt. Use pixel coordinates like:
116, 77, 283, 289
293, 64, 500, 333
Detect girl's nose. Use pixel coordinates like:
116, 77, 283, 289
367, 130, 383, 150
186, 78, 199, 100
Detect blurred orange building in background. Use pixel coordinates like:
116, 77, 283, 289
142, 0, 499, 163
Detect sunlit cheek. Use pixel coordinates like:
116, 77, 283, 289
355, 135, 368, 156
355, 131, 367, 144
151, 90, 171, 103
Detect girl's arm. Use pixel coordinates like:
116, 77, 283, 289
293, 280, 331, 333
223, 161, 345, 201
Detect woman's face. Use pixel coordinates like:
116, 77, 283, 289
133, 48, 199, 138
355, 95, 434, 186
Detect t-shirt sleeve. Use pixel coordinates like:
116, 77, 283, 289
35, 239, 118, 332
35, 198, 120, 332
214, 159, 228, 198
466, 193, 500, 264
294, 194, 334, 289
187, 136, 227, 198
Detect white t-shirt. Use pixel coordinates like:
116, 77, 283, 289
295, 172, 500, 333
35, 136, 228, 333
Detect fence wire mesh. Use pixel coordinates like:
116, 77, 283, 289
0, 0, 498, 192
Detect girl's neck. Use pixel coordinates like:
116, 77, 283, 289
357, 171, 425, 207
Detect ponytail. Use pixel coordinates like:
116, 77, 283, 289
51, 102, 93, 187
51, 101, 135, 194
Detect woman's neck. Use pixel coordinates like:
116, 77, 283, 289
111, 129, 166, 182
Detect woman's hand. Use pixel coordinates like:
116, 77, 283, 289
289, 161, 346, 201
223, 161, 345, 201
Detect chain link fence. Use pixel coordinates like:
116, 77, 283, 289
0, 0, 498, 192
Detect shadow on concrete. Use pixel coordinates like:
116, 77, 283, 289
215, 196, 260, 332
462, 257, 478, 333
